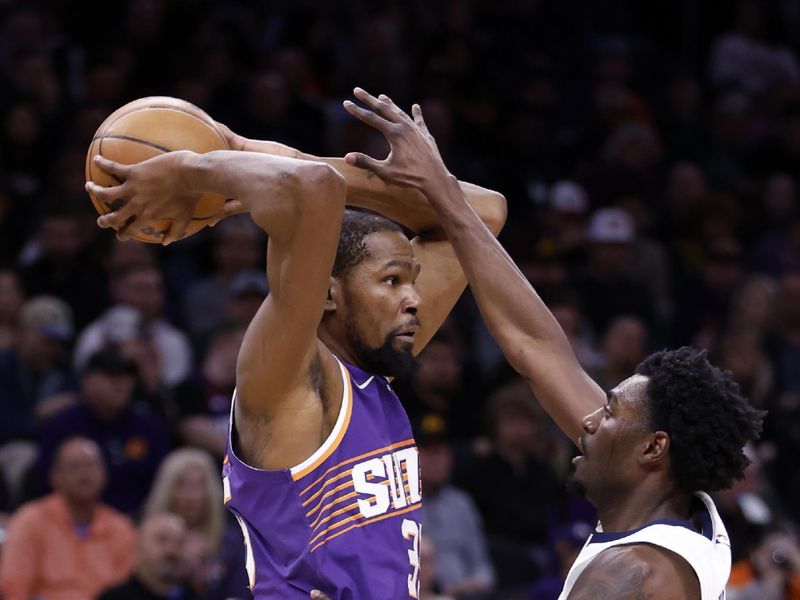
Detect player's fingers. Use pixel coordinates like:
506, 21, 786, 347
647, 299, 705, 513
310, 590, 331, 600
353, 87, 404, 123
209, 199, 244, 228
86, 181, 139, 230
343, 100, 394, 135
93, 155, 130, 180
412, 104, 429, 133
86, 180, 125, 207
114, 214, 140, 241
344, 152, 385, 176
162, 215, 191, 245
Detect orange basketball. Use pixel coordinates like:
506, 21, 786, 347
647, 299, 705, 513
85, 96, 229, 243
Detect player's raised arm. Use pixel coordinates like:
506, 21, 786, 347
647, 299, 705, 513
341, 90, 602, 443
87, 150, 347, 465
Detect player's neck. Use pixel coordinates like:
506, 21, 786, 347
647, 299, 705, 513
594, 486, 691, 533
318, 329, 361, 369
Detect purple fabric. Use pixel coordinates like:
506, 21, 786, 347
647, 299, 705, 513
223, 359, 422, 599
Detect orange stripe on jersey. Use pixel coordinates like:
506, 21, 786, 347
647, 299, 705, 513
311, 500, 361, 533
291, 367, 354, 481
301, 468, 353, 507
307, 461, 412, 519
309, 491, 359, 529
309, 504, 420, 553
310, 483, 410, 534
297, 437, 416, 495
305, 478, 354, 515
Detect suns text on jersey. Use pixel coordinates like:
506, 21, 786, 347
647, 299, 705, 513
351, 446, 421, 518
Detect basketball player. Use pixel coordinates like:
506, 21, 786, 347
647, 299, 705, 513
85, 87, 506, 599
343, 91, 765, 599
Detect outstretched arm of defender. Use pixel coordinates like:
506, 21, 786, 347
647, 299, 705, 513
342, 91, 602, 443
216, 113, 503, 237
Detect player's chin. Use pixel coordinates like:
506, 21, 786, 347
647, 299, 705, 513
565, 470, 588, 499
392, 334, 416, 352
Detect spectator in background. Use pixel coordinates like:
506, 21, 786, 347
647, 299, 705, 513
98, 512, 201, 600
0, 437, 135, 600
0, 268, 24, 350
35, 348, 169, 514
753, 212, 800, 278
182, 215, 264, 347
399, 332, 478, 439
708, 0, 800, 95
590, 315, 648, 391
0, 295, 76, 440
727, 525, 800, 600
765, 273, 800, 523
573, 207, 654, 337
547, 288, 602, 372
676, 235, 747, 348
143, 448, 248, 600
418, 414, 495, 599
74, 264, 193, 388
419, 536, 456, 600
718, 330, 775, 411
767, 272, 800, 395
223, 269, 270, 331
173, 324, 245, 459
615, 195, 674, 334
18, 211, 107, 328
538, 180, 590, 262
0, 295, 76, 506
455, 380, 565, 598
103, 238, 157, 277
530, 521, 594, 600
728, 276, 778, 339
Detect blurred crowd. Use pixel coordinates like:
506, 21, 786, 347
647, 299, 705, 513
2, 0, 800, 598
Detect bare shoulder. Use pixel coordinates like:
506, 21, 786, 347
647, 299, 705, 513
234, 339, 345, 470
568, 543, 700, 600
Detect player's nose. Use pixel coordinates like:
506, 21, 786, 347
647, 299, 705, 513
582, 407, 602, 433
402, 284, 421, 314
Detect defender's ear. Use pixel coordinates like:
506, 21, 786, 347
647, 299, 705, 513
324, 277, 339, 313
639, 430, 670, 467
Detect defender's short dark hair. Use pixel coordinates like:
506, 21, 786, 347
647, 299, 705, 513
332, 209, 404, 280
636, 346, 765, 492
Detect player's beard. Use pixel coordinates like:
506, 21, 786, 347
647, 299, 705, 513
565, 465, 588, 499
347, 321, 418, 380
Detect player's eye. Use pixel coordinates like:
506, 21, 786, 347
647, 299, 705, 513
602, 403, 612, 417
384, 276, 398, 285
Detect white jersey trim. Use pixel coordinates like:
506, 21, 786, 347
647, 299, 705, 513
226, 356, 352, 474
558, 492, 730, 600
290, 357, 352, 476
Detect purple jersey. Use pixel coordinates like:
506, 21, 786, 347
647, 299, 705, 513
222, 357, 422, 599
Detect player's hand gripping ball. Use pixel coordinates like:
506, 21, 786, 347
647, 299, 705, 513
85, 96, 229, 243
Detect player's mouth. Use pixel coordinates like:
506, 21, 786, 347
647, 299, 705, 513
395, 330, 416, 343
393, 320, 420, 344
572, 435, 587, 464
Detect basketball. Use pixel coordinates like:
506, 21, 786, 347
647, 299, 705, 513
85, 96, 229, 243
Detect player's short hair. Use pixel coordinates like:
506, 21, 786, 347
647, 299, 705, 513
332, 209, 403, 280
635, 346, 765, 492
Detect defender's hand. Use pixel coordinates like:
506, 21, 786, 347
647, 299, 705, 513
86, 151, 202, 244
310, 590, 331, 600
343, 88, 451, 195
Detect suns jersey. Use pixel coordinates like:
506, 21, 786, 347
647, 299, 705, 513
558, 492, 730, 600
222, 357, 423, 600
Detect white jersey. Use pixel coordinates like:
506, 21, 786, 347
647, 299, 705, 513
558, 492, 730, 600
